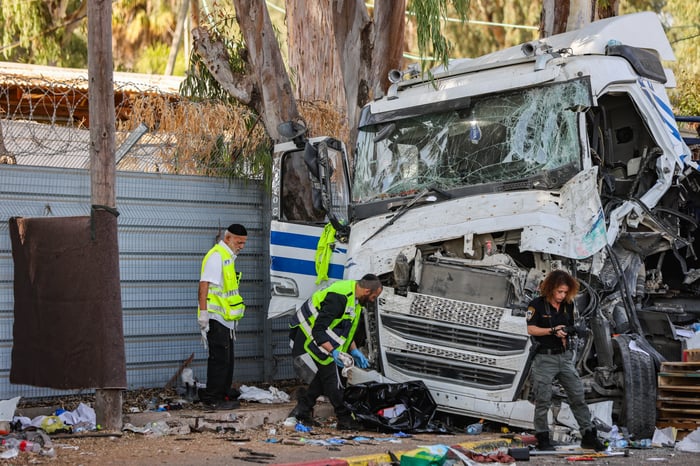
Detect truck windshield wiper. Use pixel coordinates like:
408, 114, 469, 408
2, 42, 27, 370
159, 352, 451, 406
361, 187, 450, 245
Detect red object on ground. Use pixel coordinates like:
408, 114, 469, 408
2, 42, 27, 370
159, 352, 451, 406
273, 460, 349, 466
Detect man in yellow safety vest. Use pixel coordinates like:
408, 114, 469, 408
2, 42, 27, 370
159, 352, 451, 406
287, 274, 383, 430
197, 223, 247, 410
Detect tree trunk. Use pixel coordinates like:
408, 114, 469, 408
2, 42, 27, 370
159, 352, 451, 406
595, 0, 619, 20
541, 0, 619, 37
540, 0, 571, 37
330, 0, 405, 156
165, 0, 190, 75
371, 1, 406, 97
329, 0, 372, 155
287, 0, 346, 113
233, 0, 300, 142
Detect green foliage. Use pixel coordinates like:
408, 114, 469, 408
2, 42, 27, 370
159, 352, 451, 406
205, 132, 273, 188
670, 72, 700, 116
621, 0, 700, 114
409, 0, 470, 70
0, 0, 86, 65
133, 43, 186, 75
180, 14, 247, 104
179, 13, 271, 183
443, 0, 539, 59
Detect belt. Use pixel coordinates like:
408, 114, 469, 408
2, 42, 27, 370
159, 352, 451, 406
538, 347, 567, 355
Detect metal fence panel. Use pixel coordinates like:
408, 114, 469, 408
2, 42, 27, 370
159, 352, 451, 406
0, 165, 293, 399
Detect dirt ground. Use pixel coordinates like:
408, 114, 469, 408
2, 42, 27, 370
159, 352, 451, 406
2, 426, 697, 466
3, 388, 699, 465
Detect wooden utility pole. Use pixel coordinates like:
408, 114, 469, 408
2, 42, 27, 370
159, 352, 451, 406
87, 0, 123, 430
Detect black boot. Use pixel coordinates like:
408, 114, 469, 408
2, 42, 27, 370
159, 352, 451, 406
535, 431, 556, 451
337, 414, 364, 431
580, 428, 606, 451
287, 405, 318, 425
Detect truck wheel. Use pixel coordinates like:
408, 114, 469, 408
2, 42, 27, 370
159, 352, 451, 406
612, 334, 657, 439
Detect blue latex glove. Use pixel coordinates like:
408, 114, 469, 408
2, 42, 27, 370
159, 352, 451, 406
331, 349, 345, 367
350, 348, 369, 368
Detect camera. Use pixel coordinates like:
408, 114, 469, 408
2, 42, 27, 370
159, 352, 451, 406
563, 323, 586, 336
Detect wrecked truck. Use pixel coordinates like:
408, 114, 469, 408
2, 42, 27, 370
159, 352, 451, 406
268, 12, 699, 439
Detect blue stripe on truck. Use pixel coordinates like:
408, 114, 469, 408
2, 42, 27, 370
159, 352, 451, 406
270, 256, 344, 279
271, 230, 347, 253
271, 231, 319, 250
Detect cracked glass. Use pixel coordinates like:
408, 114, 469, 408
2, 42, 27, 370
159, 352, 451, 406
352, 78, 592, 202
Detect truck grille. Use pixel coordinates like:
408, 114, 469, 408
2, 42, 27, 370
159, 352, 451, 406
385, 351, 516, 389
381, 314, 527, 355
410, 294, 504, 330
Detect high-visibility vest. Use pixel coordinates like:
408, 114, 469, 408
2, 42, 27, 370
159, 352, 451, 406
314, 223, 336, 284
200, 244, 244, 321
290, 280, 360, 365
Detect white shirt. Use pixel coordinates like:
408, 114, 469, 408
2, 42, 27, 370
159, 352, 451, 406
200, 240, 238, 330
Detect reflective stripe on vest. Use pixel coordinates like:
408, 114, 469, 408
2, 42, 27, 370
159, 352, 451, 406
290, 280, 361, 365
201, 243, 244, 321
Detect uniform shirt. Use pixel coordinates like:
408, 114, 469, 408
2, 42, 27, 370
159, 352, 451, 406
200, 240, 238, 330
526, 296, 575, 350
312, 292, 355, 346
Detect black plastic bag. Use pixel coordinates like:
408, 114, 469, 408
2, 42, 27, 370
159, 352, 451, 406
343, 380, 437, 432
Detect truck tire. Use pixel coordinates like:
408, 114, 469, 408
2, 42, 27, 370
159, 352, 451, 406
612, 334, 657, 439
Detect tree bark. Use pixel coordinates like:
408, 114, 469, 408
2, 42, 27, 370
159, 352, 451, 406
330, 0, 372, 152
232, 0, 300, 141
371, 1, 406, 97
540, 0, 571, 37
287, 0, 346, 112
541, 0, 619, 37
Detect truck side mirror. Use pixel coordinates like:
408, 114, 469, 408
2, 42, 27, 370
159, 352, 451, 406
278, 121, 308, 148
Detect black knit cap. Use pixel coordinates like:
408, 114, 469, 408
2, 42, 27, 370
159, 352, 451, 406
227, 223, 248, 236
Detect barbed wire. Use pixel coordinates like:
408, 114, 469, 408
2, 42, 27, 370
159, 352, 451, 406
0, 74, 269, 176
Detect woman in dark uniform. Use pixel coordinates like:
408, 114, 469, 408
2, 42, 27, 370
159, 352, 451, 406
526, 270, 605, 451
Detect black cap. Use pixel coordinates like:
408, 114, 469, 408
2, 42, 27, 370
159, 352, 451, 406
227, 224, 248, 236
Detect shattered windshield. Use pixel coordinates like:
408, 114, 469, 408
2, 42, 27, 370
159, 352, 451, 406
352, 79, 591, 202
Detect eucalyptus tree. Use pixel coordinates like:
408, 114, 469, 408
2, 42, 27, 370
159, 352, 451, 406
184, 0, 469, 145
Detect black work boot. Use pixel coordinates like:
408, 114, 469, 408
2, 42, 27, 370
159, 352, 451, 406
535, 431, 556, 451
580, 428, 606, 451
287, 406, 319, 426
337, 414, 364, 431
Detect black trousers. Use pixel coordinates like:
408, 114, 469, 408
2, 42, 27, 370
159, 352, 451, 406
291, 329, 349, 419
201, 320, 234, 403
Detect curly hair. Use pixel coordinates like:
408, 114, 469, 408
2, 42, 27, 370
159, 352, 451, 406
540, 270, 579, 303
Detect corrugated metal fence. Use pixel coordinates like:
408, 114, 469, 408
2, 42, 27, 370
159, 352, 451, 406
0, 165, 294, 399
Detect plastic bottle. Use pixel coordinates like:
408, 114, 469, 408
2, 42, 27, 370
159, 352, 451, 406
466, 421, 483, 435
2, 439, 40, 453
608, 425, 619, 445
2, 438, 19, 449
19, 440, 40, 453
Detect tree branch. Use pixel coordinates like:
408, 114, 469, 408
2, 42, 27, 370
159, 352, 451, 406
191, 27, 254, 104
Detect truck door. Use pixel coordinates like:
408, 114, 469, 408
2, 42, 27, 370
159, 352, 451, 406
268, 137, 351, 318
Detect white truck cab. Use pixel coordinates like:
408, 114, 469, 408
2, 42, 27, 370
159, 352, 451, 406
269, 12, 697, 438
